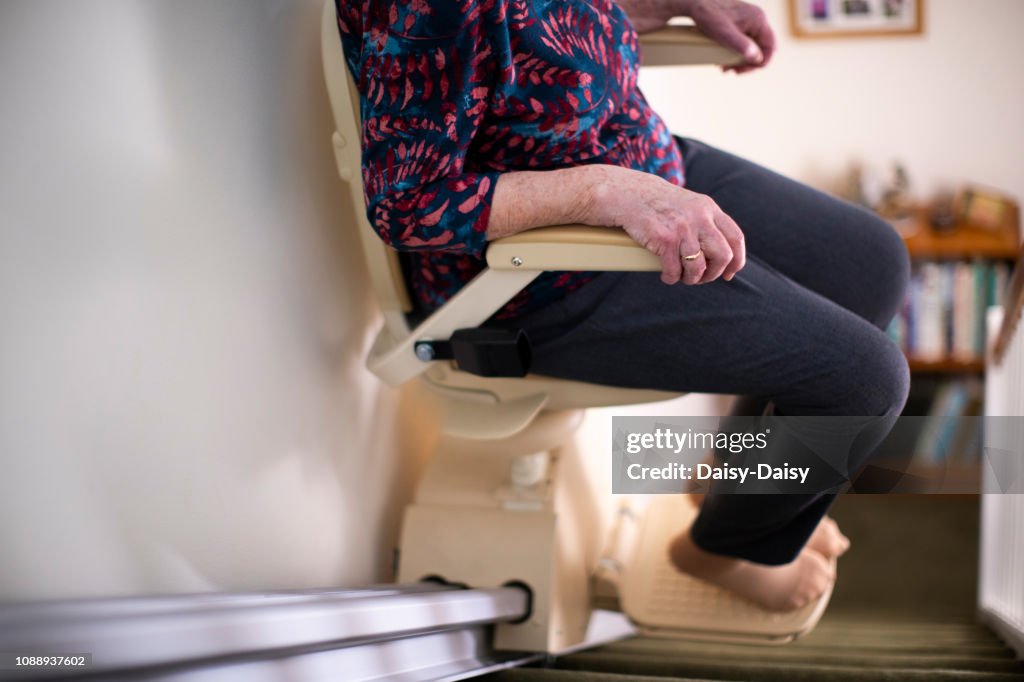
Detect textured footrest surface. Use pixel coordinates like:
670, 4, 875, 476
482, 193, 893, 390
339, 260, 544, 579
619, 495, 834, 645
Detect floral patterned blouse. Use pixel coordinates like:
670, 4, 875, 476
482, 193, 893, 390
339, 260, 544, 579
335, 0, 684, 320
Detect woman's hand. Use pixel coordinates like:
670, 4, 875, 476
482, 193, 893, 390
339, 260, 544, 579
682, 0, 776, 73
584, 165, 746, 285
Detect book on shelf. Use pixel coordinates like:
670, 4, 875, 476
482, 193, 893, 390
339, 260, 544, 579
918, 377, 984, 464
887, 260, 1011, 362
876, 376, 985, 466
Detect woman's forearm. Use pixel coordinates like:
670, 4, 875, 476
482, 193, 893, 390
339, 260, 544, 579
615, 0, 697, 33
486, 166, 610, 241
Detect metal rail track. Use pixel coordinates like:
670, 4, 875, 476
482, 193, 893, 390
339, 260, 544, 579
0, 583, 538, 681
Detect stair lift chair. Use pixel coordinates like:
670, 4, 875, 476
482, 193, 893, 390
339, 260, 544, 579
321, 1, 832, 653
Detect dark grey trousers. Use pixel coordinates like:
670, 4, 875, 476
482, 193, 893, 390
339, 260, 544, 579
489, 137, 911, 564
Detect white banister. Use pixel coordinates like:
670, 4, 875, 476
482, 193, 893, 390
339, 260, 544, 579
980, 260, 1024, 657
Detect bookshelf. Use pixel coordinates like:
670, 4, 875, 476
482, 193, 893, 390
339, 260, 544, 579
891, 206, 1020, 373
868, 204, 1020, 493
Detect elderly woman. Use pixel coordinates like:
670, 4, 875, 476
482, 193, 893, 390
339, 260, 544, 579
335, 0, 909, 611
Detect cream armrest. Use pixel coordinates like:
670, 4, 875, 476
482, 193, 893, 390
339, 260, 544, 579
486, 225, 660, 272
640, 25, 743, 67
369, 227, 659, 387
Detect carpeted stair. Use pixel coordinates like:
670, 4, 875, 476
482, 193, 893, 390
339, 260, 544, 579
483, 496, 1024, 681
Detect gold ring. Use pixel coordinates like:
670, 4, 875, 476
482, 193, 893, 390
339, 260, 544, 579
683, 250, 703, 261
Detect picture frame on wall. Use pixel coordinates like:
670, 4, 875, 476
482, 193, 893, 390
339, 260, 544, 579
789, 0, 924, 38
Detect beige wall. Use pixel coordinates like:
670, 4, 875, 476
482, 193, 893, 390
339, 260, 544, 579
0, 0, 437, 600
641, 0, 1024, 204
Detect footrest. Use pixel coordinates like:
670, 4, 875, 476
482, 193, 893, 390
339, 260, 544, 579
618, 496, 833, 645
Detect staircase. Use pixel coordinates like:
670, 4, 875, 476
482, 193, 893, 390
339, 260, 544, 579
483, 496, 1024, 682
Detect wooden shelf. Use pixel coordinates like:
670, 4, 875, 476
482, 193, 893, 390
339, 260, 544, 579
895, 209, 1020, 260
907, 357, 986, 374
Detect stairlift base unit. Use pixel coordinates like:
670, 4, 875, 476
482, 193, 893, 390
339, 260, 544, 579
398, 413, 835, 654
397, 410, 594, 653
399, 502, 589, 652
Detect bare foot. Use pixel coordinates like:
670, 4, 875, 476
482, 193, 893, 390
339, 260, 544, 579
684, 493, 850, 559
668, 531, 835, 612
806, 516, 850, 559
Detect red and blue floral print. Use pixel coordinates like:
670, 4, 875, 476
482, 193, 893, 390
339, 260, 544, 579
335, 0, 684, 319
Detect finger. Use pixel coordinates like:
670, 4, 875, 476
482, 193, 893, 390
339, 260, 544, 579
724, 61, 764, 75
713, 211, 747, 280
752, 15, 777, 64
658, 241, 683, 285
697, 229, 732, 284
723, 64, 756, 75
679, 239, 707, 286
709, 20, 764, 65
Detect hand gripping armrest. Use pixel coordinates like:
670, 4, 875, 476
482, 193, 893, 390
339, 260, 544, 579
639, 25, 743, 67
486, 225, 660, 272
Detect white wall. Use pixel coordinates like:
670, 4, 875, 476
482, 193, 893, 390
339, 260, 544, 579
0, 0, 439, 600
641, 0, 1024, 204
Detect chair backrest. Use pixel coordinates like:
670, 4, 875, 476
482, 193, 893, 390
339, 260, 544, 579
321, 0, 413, 337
